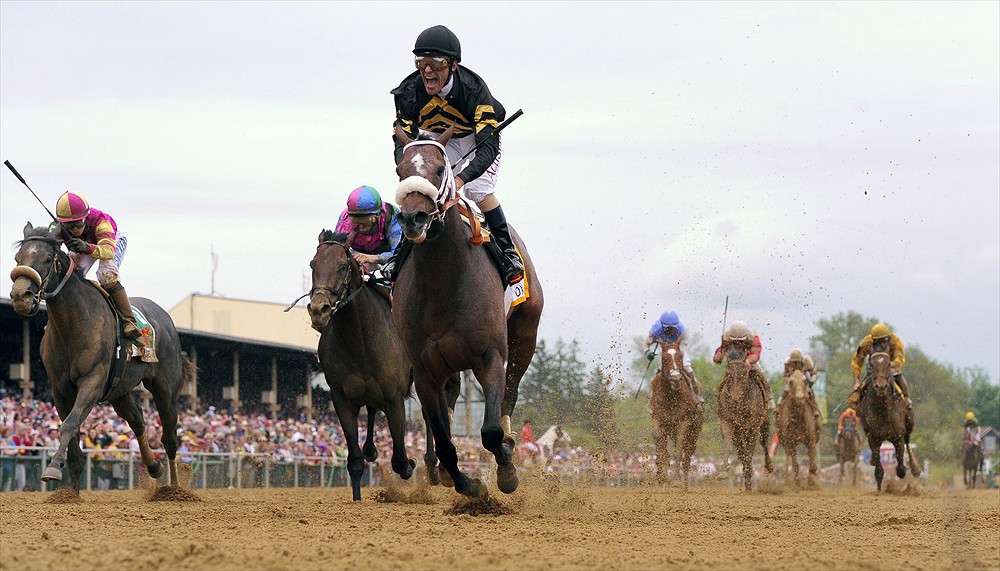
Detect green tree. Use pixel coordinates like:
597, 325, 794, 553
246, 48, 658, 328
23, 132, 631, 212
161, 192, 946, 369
584, 365, 619, 449
958, 366, 999, 428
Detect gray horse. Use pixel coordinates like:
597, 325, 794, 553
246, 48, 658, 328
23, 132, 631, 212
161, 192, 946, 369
9, 223, 189, 493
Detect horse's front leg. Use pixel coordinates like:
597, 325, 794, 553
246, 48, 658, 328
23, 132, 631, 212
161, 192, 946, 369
759, 419, 774, 475
867, 435, 884, 491
330, 395, 364, 501
385, 398, 415, 480
415, 376, 478, 497
893, 439, 907, 480
44, 377, 104, 484
475, 354, 517, 494
653, 419, 669, 485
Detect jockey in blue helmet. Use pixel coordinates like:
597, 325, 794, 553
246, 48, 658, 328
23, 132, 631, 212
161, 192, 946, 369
644, 310, 704, 404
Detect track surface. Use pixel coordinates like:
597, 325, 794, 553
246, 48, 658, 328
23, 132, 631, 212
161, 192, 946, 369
1, 478, 997, 570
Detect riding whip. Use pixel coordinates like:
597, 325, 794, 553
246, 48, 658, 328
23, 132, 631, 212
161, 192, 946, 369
721, 295, 729, 336
452, 108, 524, 170
634, 345, 657, 400
4, 160, 71, 237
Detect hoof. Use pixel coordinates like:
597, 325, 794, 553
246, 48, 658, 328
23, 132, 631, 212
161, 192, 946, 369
351, 480, 362, 502
148, 460, 164, 479
497, 463, 518, 494
400, 459, 415, 480
896, 465, 907, 479
41, 466, 63, 482
502, 434, 516, 450
440, 469, 455, 488
426, 465, 440, 486
464, 478, 487, 499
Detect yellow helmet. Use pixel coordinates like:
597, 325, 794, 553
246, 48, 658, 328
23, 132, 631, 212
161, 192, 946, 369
966, 412, 976, 422
871, 323, 890, 340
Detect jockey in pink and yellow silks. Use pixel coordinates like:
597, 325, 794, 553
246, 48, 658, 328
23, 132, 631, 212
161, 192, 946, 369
49, 191, 153, 359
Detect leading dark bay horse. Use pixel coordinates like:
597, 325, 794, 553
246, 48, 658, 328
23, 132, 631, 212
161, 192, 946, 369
775, 370, 819, 487
392, 126, 544, 497
716, 343, 773, 491
9, 223, 189, 493
649, 341, 703, 490
836, 416, 862, 486
962, 431, 985, 489
857, 351, 920, 491
305, 230, 460, 501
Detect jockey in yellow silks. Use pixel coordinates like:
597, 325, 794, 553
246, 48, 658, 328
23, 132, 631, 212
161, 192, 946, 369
846, 323, 911, 410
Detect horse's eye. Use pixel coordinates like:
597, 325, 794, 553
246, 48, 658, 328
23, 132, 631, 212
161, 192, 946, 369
436, 166, 445, 177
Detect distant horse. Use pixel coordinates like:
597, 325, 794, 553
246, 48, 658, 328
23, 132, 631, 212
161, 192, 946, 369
775, 370, 819, 487
836, 415, 862, 486
649, 341, 704, 490
392, 126, 544, 497
716, 342, 773, 491
306, 230, 412, 500
9, 223, 188, 492
857, 352, 920, 491
962, 429, 985, 488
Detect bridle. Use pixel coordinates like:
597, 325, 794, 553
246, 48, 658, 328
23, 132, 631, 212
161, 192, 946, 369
307, 241, 364, 314
399, 139, 462, 226
10, 236, 77, 304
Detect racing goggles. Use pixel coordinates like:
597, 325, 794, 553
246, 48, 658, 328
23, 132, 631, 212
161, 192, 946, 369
415, 55, 450, 72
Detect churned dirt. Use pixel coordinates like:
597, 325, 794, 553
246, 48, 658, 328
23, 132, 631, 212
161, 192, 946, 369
1, 475, 997, 571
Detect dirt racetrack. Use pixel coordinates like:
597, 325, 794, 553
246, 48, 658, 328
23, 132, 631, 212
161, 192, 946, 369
1, 476, 997, 571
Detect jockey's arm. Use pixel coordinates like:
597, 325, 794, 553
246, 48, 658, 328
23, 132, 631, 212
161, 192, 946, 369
889, 335, 905, 373
850, 339, 869, 381
746, 335, 762, 364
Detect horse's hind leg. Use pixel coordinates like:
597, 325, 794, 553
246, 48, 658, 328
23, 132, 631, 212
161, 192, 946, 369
111, 392, 161, 480
759, 420, 774, 475
501, 307, 541, 447
362, 407, 378, 463
420, 405, 441, 486
386, 399, 415, 480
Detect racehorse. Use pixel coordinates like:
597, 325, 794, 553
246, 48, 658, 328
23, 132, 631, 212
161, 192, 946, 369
857, 351, 920, 491
649, 341, 704, 490
9, 223, 189, 492
716, 342, 773, 491
962, 429, 985, 488
308, 230, 415, 500
392, 126, 544, 497
836, 415, 862, 486
774, 370, 819, 487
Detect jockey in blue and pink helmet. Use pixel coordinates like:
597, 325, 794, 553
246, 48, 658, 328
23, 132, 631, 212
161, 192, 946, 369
644, 310, 704, 404
334, 185, 402, 273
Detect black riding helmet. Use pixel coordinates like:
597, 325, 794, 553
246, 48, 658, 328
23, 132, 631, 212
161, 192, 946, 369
413, 25, 461, 61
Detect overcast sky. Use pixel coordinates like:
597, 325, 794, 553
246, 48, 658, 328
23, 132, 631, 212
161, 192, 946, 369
2, 2, 998, 387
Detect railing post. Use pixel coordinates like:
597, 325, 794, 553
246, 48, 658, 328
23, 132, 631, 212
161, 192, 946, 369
293, 457, 299, 488
84, 449, 92, 491
202, 453, 208, 490
264, 456, 270, 488
236, 454, 242, 489
128, 450, 135, 490
319, 459, 325, 488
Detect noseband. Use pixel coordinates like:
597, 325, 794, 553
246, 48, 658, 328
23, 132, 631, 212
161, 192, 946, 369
398, 139, 462, 225
10, 236, 76, 303
308, 241, 364, 314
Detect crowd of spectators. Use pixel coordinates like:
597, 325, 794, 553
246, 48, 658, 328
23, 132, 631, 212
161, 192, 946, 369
2, 395, 734, 492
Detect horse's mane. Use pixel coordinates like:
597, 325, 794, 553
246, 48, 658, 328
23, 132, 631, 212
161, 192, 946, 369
318, 229, 353, 246
416, 132, 438, 142
14, 225, 60, 249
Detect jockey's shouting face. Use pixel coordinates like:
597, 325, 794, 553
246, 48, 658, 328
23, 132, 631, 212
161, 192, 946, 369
415, 55, 457, 96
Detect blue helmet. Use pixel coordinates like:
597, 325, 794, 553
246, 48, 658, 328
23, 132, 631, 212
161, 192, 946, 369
659, 311, 681, 328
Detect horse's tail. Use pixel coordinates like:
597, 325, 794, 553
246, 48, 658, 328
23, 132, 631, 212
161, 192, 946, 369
181, 353, 197, 389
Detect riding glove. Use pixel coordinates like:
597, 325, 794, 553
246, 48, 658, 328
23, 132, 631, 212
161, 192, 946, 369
66, 238, 91, 254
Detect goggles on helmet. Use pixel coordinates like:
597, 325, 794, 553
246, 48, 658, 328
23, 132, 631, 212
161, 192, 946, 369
415, 55, 450, 72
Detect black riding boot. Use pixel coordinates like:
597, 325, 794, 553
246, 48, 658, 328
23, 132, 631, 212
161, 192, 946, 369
373, 237, 413, 289
483, 205, 524, 285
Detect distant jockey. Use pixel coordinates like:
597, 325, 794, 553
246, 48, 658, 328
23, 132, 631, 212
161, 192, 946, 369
714, 320, 774, 410
846, 323, 911, 410
334, 186, 402, 278
645, 310, 705, 404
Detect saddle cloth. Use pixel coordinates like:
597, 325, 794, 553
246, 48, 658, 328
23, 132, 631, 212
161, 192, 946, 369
455, 198, 529, 315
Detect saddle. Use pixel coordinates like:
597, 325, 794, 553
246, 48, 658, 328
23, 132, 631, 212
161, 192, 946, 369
455, 199, 526, 289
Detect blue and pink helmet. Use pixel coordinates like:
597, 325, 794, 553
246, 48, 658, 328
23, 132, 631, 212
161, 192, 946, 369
346, 185, 383, 216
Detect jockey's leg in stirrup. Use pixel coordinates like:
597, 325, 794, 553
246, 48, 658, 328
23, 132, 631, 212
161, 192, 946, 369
846, 371, 872, 411
680, 351, 705, 406
751, 363, 774, 411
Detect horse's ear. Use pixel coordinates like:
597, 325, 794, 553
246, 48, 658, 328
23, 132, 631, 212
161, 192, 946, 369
437, 123, 456, 146
23, 222, 33, 239
395, 124, 413, 146
318, 229, 327, 244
